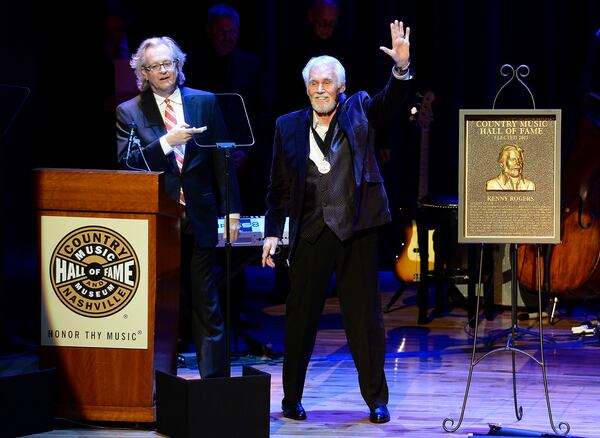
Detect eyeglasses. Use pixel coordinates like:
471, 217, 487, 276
143, 59, 177, 73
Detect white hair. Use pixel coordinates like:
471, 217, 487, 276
301, 55, 346, 88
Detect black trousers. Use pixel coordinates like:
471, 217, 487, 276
282, 226, 388, 409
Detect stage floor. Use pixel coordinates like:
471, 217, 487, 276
17, 268, 600, 437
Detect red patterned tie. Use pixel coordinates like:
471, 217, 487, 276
164, 98, 185, 204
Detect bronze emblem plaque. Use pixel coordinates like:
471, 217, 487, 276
458, 109, 561, 243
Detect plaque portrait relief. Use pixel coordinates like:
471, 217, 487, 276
485, 144, 536, 191
458, 110, 561, 243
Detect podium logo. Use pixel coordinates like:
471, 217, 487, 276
49, 226, 140, 317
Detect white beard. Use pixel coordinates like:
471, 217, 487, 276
311, 98, 337, 115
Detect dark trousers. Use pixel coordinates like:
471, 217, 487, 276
180, 228, 226, 378
282, 227, 388, 409
191, 246, 226, 377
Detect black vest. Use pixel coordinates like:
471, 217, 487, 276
300, 122, 356, 242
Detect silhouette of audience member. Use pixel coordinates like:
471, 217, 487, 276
279, 0, 351, 114
94, 13, 138, 170
187, 4, 268, 214
103, 15, 129, 61
102, 15, 138, 109
307, 0, 342, 51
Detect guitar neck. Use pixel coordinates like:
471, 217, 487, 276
417, 129, 429, 200
411, 91, 434, 202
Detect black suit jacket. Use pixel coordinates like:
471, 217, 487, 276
116, 86, 240, 247
264, 75, 411, 256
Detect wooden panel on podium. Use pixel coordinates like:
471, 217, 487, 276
34, 168, 182, 423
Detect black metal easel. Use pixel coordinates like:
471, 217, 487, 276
442, 65, 570, 435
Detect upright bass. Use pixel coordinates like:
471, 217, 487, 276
517, 91, 600, 297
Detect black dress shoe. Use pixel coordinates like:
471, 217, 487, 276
369, 405, 390, 423
282, 402, 307, 420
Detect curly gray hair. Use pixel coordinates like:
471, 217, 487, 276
130, 36, 187, 91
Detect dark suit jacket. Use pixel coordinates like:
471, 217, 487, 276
116, 86, 240, 247
264, 75, 411, 256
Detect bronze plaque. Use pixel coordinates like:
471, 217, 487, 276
458, 109, 561, 243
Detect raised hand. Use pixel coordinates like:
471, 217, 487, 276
379, 20, 411, 67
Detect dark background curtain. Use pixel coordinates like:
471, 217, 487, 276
1, 0, 599, 347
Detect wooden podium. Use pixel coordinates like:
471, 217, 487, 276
34, 168, 182, 422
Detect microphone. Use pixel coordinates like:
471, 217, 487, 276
124, 120, 150, 172
125, 120, 137, 161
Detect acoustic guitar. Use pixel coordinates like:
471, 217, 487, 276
394, 91, 436, 284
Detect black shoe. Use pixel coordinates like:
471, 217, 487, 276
369, 405, 390, 423
282, 402, 307, 420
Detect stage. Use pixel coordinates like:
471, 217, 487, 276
7, 268, 600, 437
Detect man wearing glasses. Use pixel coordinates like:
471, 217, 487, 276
116, 36, 241, 378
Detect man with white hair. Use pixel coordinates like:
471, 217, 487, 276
262, 20, 413, 423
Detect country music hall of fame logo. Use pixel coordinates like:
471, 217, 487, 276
49, 225, 140, 318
